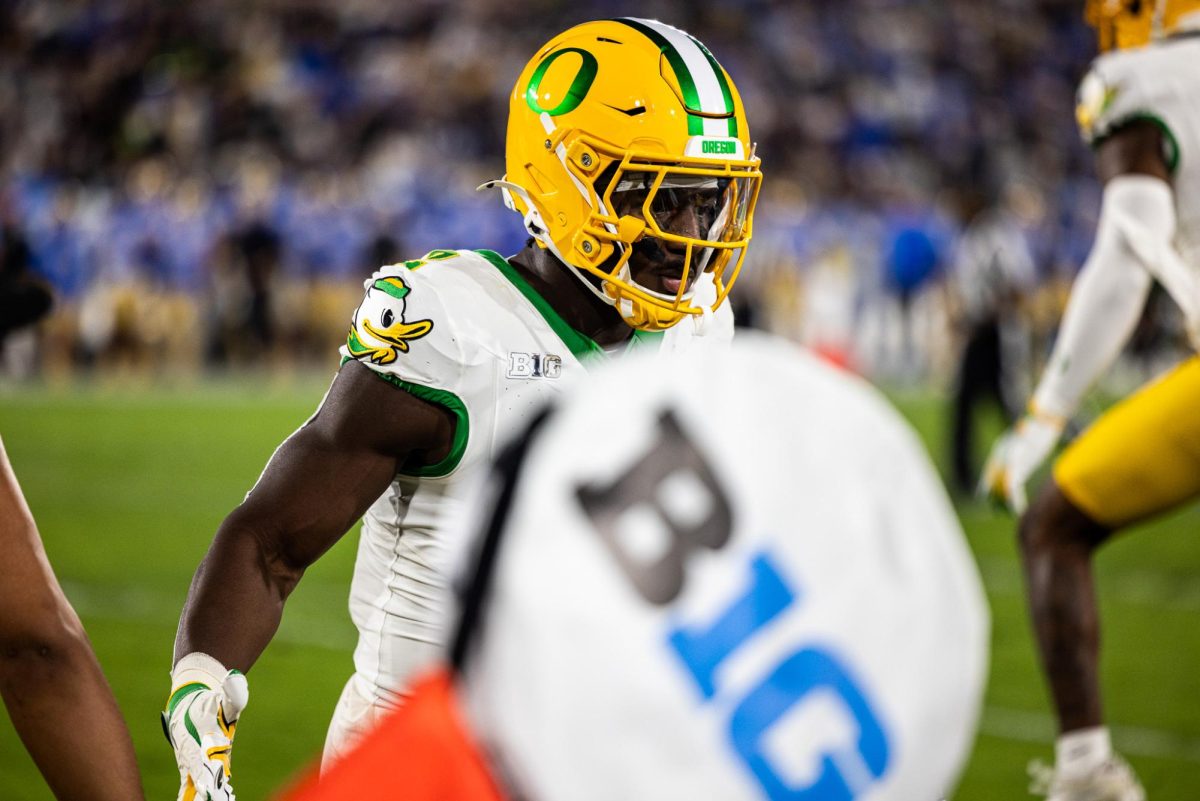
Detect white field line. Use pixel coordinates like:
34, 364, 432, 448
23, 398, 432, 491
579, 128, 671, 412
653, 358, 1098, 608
982, 705, 1200, 765
977, 555, 1200, 764
977, 555, 1200, 613
62, 576, 1200, 765
60, 580, 357, 652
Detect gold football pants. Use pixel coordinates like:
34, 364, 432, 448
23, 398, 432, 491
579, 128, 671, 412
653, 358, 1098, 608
1055, 355, 1200, 528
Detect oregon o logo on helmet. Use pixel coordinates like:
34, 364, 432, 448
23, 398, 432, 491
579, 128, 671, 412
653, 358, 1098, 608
525, 47, 599, 116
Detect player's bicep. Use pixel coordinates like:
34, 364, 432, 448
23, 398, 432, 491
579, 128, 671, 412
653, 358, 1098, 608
230, 360, 455, 569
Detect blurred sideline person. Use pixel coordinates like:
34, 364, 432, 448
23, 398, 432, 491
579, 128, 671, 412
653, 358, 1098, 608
0, 435, 145, 801
0, 217, 53, 377
283, 333, 989, 801
165, 18, 762, 801
983, 2, 1200, 798
949, 180, 1038, 494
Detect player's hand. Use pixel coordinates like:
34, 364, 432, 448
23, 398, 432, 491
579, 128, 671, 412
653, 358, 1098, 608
979, 412, 1064, 515
163, 653, 249, 801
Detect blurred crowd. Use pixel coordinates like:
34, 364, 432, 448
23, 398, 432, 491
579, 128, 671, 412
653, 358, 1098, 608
0, 0, 1173, 385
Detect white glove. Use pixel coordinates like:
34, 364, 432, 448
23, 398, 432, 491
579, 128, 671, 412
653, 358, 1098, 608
163, 653, 249, 801
980, 412, 1064, 515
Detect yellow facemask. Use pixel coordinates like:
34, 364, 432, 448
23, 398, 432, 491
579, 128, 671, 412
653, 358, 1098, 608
486, 18, 763, 331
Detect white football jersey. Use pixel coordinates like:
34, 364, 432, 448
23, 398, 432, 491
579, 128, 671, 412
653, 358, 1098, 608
338, 248, 728, 701
455, 333, 989, 801
1077, 35, 1200, 264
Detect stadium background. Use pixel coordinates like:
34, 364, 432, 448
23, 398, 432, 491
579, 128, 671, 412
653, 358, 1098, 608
1, 0, 1198, 798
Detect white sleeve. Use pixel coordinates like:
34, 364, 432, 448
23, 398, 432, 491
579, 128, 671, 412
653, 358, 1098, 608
1031, 176, 1174, 420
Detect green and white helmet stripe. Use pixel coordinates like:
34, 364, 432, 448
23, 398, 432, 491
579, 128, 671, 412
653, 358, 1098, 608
616, 18, 738, 138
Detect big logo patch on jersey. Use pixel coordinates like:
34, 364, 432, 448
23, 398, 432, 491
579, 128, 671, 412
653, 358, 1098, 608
346, 276, 434, 365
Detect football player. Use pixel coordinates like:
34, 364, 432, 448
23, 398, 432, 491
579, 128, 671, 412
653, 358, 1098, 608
982, 2, 1200, 798
281, 332, 990, 801
164, 18, 762, 801
0, 435, 145, 801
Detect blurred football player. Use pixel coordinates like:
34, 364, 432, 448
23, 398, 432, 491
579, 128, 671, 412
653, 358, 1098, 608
982, 2, 1200, 798
0, 435, 145, 801
165, 18, 761, 801
282, 333, 990, 801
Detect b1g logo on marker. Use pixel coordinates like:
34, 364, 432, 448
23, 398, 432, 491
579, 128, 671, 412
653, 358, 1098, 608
507, 352, 563, 379
577, 412, 892, 801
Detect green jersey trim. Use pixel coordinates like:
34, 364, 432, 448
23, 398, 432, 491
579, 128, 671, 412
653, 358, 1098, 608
1092, 112, 1181, 175
629, 329, 664, 350
474, 249, 606, 362
340, 356, 470, 478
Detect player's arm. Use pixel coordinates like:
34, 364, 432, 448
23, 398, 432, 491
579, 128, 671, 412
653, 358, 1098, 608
0, 436, 145, 801
175, 359, 454, 668
983, 121, 1173, 512
166, 359, 455, 800
1030, 122, 1173, 422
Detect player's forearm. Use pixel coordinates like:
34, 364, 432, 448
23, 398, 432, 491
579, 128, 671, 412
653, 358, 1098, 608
0, 612, 144, 801
174, 513, 306, 672
172, 365, 418, 670
1031, 254, 1151, 420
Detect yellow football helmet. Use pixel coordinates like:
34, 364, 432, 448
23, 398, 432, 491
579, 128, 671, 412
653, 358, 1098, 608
484, 18, 762, 331
1086, 0, 1200, 51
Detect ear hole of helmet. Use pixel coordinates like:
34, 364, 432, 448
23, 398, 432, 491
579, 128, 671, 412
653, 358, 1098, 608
526, 165, 556, 195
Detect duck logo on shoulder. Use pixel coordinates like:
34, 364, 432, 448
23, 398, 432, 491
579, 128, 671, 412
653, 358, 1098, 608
346, 276, 434, 365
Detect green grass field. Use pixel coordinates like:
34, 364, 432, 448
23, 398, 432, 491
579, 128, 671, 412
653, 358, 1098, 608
1, 376, 1198, 799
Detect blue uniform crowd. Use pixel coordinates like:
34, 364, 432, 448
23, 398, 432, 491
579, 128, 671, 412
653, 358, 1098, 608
0, 0, 1107, 376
